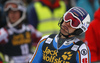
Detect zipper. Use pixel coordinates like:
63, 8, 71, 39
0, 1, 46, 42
57, 36, 59, 53
57, 43, 59, 53
56, 36, 64, 53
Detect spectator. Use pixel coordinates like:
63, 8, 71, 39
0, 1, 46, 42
27, 0, 67, 36
0, 0, 42, 63
29, 7, 91, 63
85, 0, 100, 62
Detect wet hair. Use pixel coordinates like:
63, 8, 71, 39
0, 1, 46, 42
58, 17, 64, 27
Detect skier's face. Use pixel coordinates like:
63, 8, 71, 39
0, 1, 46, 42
8, 10, 21, 24
60, 21, 76, 35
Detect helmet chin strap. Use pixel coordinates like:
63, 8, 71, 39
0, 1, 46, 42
59, 28, 71, 38
6, 11, 26, 28
59, 26, 74, 38
59, 31, 75, 38
59, 28, 83, 38
59, 32, 69, 38
59, 28, 79, 38
59, 25, 83, 38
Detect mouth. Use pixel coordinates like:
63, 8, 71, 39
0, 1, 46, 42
61, 25, 69, 33
61, 25, 68, 30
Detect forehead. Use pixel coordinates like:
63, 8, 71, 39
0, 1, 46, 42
8, 10, 20, 12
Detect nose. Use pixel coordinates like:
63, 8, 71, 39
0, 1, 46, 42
65, 21, 70, 26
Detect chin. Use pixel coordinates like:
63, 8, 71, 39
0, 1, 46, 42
10, 20, 17, 23
60, 30, 68, 35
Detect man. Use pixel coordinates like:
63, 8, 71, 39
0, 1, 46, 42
0, 0, 42, 63
28, 0, 66, 36
85, 0, 100, 62
29, 7, 91, 63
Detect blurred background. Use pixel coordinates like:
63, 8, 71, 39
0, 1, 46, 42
0, 0, 100, 63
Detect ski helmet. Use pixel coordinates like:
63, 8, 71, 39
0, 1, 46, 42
59, 7, 90, 35
4, 0, 26, 27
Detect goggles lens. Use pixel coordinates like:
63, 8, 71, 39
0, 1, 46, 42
64, 13, 81, 28
4, 3, 18, 10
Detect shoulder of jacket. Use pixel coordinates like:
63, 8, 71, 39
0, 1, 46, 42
40, 35, 50, 41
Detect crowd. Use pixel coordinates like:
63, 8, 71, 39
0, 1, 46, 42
0, 0, 100, 63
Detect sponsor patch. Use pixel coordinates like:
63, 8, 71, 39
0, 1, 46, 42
81, 49, 87, 56
82, 58, 87, 63
45, 38, 53, 44
71, 45, 79, 51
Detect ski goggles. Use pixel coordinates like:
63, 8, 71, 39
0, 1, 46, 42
63, 12, 82, 29
4, 2, 20, 11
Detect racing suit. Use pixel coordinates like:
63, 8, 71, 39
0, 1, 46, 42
29, 34, 91, 63
0, 24, 42, 63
